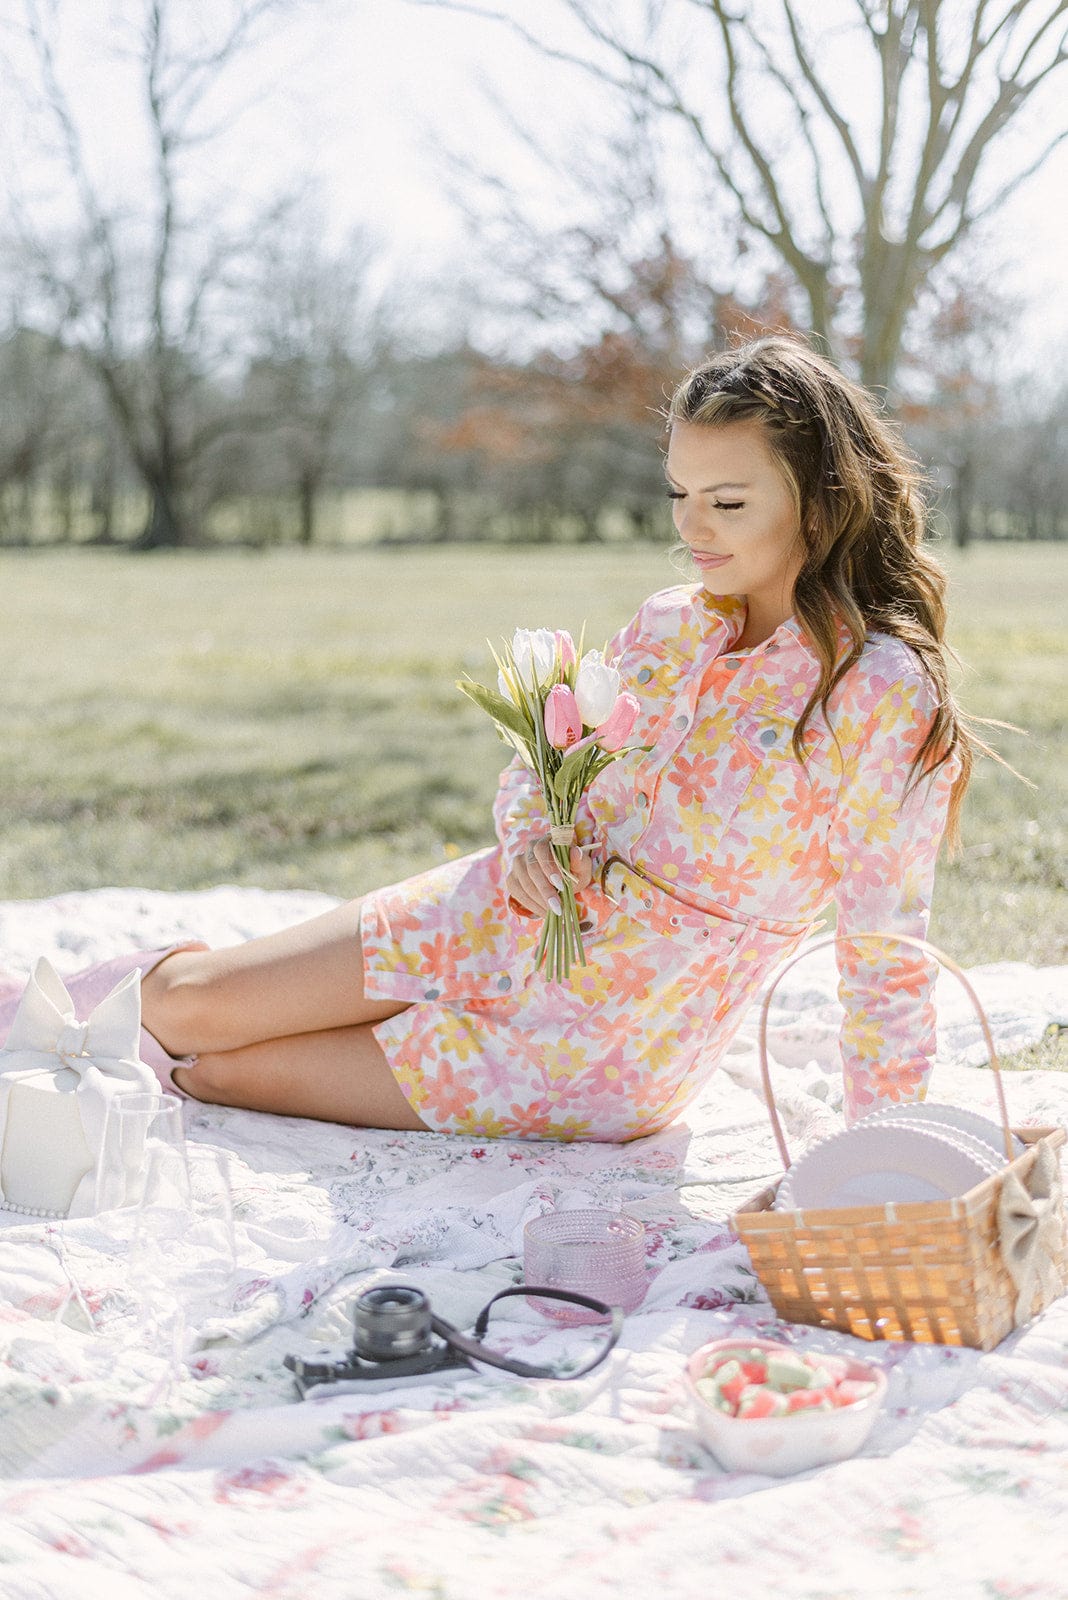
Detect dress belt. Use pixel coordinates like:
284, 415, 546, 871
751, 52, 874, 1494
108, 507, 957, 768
597, 852, 821, 939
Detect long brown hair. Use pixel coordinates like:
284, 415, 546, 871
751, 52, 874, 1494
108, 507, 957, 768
666, 335, 998, 846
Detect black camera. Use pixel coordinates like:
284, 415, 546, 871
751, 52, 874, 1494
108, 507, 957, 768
284, 1281, 623, 1399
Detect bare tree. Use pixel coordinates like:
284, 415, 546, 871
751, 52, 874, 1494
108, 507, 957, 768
243, 209, 382, 545
8, 0, 294, 547
983, 385, 1068, 539
0, 320, 60, 543
439, 95, 728, 367
409, 0, 1067, 393
401, 96, 802, 541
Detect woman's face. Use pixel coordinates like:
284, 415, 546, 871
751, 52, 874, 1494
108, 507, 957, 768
665, 419, 804, 625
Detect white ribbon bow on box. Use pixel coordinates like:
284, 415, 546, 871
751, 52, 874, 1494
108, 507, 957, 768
0, 957, 159, 1218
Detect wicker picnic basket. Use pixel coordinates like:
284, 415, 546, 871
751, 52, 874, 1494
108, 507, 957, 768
732, 933, 1067, 1351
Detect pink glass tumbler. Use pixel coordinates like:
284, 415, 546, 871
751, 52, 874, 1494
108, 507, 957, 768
523, 1209, 648, 1325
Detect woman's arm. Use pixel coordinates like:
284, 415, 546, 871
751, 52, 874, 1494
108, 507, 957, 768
492, 751, 551, 882
492, 748, 598, 917
826, 672, 959, 1125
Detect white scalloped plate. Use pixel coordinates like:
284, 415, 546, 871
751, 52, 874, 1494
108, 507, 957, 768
774, 1122, 1001, 1212
858, 1102, 1025, 1162
850, 1117, 1011, 1180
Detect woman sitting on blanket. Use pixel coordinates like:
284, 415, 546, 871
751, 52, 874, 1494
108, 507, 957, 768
25, 336, 988, 1140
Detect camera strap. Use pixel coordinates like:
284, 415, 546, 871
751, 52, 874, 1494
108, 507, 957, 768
430, 1285, 624, 1380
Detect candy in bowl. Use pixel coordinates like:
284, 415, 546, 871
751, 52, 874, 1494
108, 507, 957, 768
685, 1336, 887, 1476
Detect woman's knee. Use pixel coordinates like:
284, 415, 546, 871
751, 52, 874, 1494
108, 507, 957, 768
172, 1051, 237, 1106
142, 948, 239, 1054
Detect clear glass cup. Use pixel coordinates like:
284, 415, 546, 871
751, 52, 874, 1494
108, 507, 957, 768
523, 1209, 648, 1325
94, 1092, 186, 1214
123, 1143, 236, 1403
90, 1116, 236, 1404
129, 1144, 234, 1309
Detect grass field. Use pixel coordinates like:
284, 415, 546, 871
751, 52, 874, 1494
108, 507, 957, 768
0, 541, 1064, 1062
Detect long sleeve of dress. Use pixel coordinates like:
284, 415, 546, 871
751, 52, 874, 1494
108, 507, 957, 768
826, 672, 959, 1125
492, 752, 550, 881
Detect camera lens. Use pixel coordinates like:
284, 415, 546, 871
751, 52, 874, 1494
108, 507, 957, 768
353, 1285, 433, 1361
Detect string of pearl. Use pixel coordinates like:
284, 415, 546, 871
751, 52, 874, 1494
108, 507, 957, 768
0, 1199, 65, 1219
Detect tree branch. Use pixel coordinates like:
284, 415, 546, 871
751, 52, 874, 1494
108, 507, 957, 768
706, 3, 831, 295
739, 17, 837, 249
928, 122, 1068, 257
23, 0, 120, 351
925, 47, 1066, 241
401, 0, 640, 97
1006, 0, 1067, 80
780, 0, 868, 199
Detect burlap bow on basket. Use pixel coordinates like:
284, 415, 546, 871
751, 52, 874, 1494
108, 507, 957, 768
998, 1141, 1066, 1325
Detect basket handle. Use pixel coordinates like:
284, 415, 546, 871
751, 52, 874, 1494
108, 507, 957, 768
757, 931, 1012, 1171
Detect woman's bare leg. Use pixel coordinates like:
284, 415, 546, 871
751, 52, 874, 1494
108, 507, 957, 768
141, 897, 427, 1129
141, 898, 406, 1057
172, 1026, 428, 1130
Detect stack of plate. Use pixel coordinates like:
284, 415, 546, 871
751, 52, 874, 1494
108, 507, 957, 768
774, 1103, 1025, 1212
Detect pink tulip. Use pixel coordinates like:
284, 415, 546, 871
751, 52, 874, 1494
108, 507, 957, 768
594, 692, 641, 751
555, 631, 578, 671
544, 683, 584, 749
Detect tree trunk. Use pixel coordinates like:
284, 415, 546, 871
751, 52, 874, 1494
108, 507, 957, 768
575, 507, 602, 543
297, 470, 316, 545
90, 446, 117, 544
55, 458, 75, 544
13, 476, 34, 547
627, 504, 655, 542
137, 478, 193, 549
431, 485, 455, 542
953, 455, 974, 550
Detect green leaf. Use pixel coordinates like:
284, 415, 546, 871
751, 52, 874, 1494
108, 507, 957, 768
551, 740, 652, 798
457, 679, 533, 743
551, 744, 594, 798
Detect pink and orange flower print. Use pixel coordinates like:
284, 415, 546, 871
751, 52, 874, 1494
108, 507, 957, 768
360, 586, 956, 1139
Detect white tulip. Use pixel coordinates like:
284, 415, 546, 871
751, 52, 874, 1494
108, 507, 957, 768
574, 650, 621, 727
510, 628, 557, 688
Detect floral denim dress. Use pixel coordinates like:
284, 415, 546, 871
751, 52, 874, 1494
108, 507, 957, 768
360, 585, 957, 1140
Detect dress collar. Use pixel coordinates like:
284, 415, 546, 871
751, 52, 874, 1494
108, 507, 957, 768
693, 586, 852, 668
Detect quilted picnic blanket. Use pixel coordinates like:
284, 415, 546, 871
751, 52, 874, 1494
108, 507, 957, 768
0, 886, 1066, 1599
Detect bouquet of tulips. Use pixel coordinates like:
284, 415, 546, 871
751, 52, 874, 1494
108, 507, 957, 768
459, 627, 645, 981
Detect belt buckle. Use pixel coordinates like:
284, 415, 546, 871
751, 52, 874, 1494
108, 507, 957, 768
598, 854, 631, 903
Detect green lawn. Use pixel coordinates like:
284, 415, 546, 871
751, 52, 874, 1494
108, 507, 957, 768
0, 541, 1063, 1061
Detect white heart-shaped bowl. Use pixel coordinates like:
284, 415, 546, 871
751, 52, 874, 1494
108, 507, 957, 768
685, 1337, 887, 1477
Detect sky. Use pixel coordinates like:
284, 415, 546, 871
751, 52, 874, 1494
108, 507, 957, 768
1, 0, 1066, 370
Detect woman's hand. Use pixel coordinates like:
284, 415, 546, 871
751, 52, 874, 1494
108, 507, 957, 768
505, 835, 595, 919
